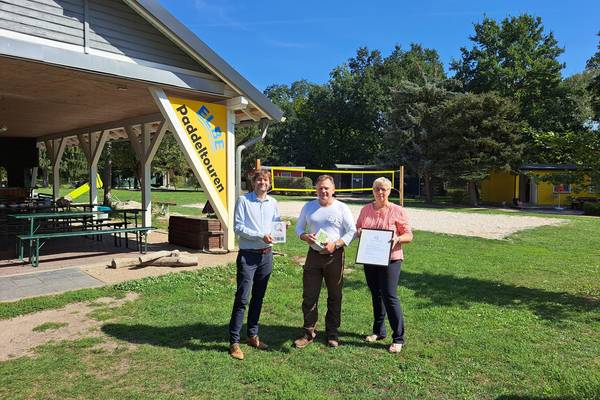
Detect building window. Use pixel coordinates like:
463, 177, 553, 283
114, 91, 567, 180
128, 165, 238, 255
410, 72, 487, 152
281, 171, 292, 177
552, 183, 571, 194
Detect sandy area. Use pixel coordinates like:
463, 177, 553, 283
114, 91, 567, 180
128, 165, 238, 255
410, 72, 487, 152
0, 293, 138, 361
276, 201, 567, 240
82, 250, 237, 284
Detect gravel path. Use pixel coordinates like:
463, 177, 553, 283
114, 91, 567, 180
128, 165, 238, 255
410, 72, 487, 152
276, 201, 567, 240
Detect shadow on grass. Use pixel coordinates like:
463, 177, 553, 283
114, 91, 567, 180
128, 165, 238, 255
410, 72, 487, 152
101, 323, 371, 353
345, 271, 599, 322
496, 396, 584, 400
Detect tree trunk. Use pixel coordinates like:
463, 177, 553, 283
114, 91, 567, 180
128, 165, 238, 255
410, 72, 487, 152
468, 181, 479, 206
423, 174, 433, 203
42, 168, 49, 187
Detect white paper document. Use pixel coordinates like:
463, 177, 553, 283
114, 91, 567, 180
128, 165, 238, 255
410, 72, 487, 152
272, 221, 287, 243
355, 229, 394, 266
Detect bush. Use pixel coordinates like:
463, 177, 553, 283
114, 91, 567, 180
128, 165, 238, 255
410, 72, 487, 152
272, 176, 313, 196
448, 189, 467, 204
583, 202, 600, 216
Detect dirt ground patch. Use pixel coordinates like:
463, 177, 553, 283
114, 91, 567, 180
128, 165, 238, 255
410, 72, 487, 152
277, 201, 568, 240
0, 293, 139, 361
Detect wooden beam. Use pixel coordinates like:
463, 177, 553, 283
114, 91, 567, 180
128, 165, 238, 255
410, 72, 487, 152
38, 113, 163, 142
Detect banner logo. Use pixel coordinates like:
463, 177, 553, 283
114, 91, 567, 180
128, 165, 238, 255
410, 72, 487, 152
168, 97, 228, 211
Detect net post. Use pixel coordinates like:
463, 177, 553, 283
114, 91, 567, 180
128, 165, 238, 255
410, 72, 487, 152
400, 165, 404, 207
256, 159, 261, 170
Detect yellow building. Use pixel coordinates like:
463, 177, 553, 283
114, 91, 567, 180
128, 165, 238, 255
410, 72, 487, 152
480, 165, 599, 207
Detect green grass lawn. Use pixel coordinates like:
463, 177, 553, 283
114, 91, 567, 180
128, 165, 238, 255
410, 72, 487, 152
1, 211, 599, 399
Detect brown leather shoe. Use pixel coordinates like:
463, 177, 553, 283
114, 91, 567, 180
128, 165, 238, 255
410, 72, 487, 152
247, 335, 268, 350
229, 343, 244, 360
293, 333, 315, 349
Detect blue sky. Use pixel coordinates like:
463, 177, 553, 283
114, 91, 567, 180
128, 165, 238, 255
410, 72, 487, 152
158, 0, 600, 91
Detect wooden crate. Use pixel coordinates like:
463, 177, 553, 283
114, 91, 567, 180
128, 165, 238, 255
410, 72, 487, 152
168, 216, 224, 250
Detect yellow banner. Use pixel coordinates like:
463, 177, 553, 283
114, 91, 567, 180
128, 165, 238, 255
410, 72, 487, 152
168, 97, 228, 211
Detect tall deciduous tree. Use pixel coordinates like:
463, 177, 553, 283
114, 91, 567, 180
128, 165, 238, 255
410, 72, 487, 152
152, 133, 188, 188
436, 92, 524, 205
450, 14, 575, 147
586, 32, 600, 121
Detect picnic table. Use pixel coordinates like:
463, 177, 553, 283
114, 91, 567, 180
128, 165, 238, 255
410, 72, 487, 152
9, 209, 153, 267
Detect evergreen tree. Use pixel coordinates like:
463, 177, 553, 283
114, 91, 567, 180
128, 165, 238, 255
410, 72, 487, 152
436, 92, 524, 205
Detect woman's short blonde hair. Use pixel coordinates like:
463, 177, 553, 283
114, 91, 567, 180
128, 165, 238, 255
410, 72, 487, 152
372, 177, 392, 190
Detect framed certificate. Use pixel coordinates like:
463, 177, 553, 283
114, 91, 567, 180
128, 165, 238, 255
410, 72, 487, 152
355, 228, 394, 266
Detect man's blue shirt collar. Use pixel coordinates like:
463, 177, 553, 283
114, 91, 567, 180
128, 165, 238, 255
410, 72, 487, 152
248, 191, 270, 202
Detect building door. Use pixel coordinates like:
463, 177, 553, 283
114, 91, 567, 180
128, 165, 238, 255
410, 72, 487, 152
352, 173, 364, 192
529, 178, 537, 205
519, 175, 531, 203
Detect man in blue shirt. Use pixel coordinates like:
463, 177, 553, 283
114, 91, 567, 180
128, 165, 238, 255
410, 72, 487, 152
229, 170, 282, 360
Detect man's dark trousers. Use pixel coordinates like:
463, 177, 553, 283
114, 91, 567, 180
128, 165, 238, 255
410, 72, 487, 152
302, 248, 344, 340
229, 250, 273, 344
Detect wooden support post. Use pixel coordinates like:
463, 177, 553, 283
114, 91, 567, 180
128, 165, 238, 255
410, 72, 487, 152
141, 124, 152, 227
45, 138, 67, 201
126, 121, 167, 227
78, 131, 108, 206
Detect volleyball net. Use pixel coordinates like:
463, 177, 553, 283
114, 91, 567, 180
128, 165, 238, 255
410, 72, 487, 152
268, 166, 404, 204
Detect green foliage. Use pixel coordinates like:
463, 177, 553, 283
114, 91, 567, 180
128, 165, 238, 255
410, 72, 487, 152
37, 147, 51, 187
583, 202, 600, 216
60, 147, 88, 184
437, 92, 524, 179
272, 176, 313, 195
451, 15, 569, 134
586, 32, 600, 120
436, 92, 524, 205
382, 72, 459, 202
531, 130, 600, 185
264, 45, 452, 169
152, 133, 189, 187
448, 188, 468, 204
107, 141, 138, 182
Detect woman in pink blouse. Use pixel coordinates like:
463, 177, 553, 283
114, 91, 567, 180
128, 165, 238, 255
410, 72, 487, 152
356, 177, 413, 353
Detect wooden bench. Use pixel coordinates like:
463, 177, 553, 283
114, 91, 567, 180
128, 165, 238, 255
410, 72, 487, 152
17, 226, 155, 268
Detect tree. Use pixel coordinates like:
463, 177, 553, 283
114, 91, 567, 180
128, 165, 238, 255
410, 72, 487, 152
152, 133, 188, 188
60, 147, 87, 185
436, 92, 524, 205
38, 146, 51, 187
110, 141, 138, 188
450, 14, 574, 143
586, 32, 600, 121
530, 130, 600, 190
382, 78, 459, 202
264, 45, 453, 171
264, 80, 322, 166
